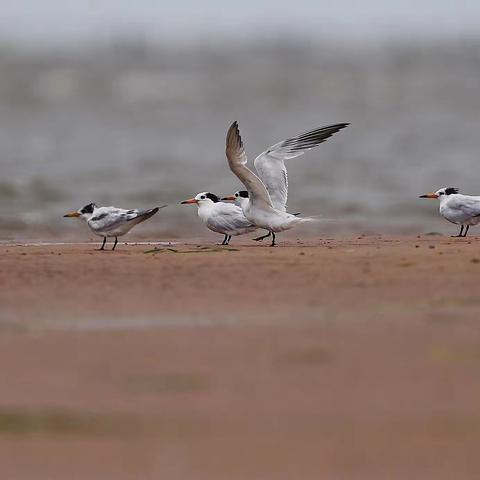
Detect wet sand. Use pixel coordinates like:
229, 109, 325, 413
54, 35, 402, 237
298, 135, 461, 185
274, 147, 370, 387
0, 236, 479, 479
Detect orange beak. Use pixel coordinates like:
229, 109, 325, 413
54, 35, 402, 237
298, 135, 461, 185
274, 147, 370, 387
221, 195, 236, 201
181, 198, 198, 205
63, 211, 81, 217
419, 193, 439, 199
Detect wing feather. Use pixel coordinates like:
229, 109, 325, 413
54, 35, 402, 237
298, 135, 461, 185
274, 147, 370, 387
254, 123, 349, 210
207, 203, 256, 234
453, 196, 480, 218
88, 206, 161, 233
225, 121, 273, 209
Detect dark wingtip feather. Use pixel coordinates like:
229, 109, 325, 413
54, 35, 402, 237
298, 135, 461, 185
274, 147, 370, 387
226, 120, 244, 151
227, 120, 239, 133
127, 207, 159, 223
282, 122, 349, 151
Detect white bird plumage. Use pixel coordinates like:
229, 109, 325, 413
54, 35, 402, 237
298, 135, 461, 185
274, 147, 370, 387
420, 187, 480, 237
253, 123, 349, 212
225, 121, 348, 245
64, 202, 164, 250
181, 192, 257, 245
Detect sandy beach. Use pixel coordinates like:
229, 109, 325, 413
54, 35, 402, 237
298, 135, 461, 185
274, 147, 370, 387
0, 235, 480, 479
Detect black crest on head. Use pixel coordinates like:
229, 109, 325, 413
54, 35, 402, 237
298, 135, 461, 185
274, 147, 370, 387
80, 203, 97, 214
205, 193, 219, 203
238, 190, 249, 198
445, 187, 459, 195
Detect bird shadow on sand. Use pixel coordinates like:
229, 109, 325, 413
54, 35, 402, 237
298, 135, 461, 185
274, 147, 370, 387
144, 246, 239, 254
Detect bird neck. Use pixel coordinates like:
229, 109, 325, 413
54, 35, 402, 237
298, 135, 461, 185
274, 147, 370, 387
439, 195, 454, 206
197, 201, 216, 218
235, 198, 249, 210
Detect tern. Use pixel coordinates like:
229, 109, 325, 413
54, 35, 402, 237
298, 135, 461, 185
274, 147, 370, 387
64, 203, 164, 250
224, 121, 348, 246
221, 190, 293, 242
181, 192, 258, 245
420, 187, 480, 237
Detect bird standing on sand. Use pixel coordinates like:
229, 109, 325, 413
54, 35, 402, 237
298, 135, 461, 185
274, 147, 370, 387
221, 190, 285, 242
420, 187, 480, 237
224, 121, 348, 246
64, 203, 165, 250
181, 192, 257, 245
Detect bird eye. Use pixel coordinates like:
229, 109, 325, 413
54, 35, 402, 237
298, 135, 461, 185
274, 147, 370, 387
439, 192, 444, 195
235, 193, 238, 197
200, 196, 205, 199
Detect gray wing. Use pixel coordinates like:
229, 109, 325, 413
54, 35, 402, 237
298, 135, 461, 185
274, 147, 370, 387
453, 196, 480, 217
254, 123, 349, 211
89, 206, 162, 232
88, 207, 130, 232
125, 206, 163, 226
225, 121, 273, 210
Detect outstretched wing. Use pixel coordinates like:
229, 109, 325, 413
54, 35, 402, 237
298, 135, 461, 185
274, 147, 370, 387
254, 123, 349, 211
225, 121, 273, 210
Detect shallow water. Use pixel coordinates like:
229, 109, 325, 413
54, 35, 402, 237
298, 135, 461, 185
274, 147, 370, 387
1, 40, 480, 238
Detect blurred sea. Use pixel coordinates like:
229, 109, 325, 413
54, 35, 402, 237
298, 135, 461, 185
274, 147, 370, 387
1, 39, 480, 239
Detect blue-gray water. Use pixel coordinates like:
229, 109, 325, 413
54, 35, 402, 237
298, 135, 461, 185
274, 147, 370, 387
1, 39, 480, 239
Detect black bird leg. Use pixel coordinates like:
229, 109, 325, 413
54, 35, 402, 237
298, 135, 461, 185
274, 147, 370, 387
270, 232, 276, 247
452, 225, 464, 237
98, 237, 107, 250
221, 234, 228, 245
225, 235, 232, 245
112, 236, 118, 251
463, 225, 470, 237
253, 231, 271, 242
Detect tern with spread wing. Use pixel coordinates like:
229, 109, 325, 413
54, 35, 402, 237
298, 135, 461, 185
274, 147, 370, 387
64, 203, 165, 250
420, 187, 480, 237
224, 121, 348, 245
181, 192, 257, 245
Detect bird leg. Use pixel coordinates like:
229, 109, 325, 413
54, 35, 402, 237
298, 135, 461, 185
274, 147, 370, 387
270, 232, 276, 247
98, 237, 107, 250
225, 235, 232, 245
452, 225, 464, 237
463, 225, 470, 237
253, 231, 271, 242
112, 237, 118, 251
220, 234, 228, 245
